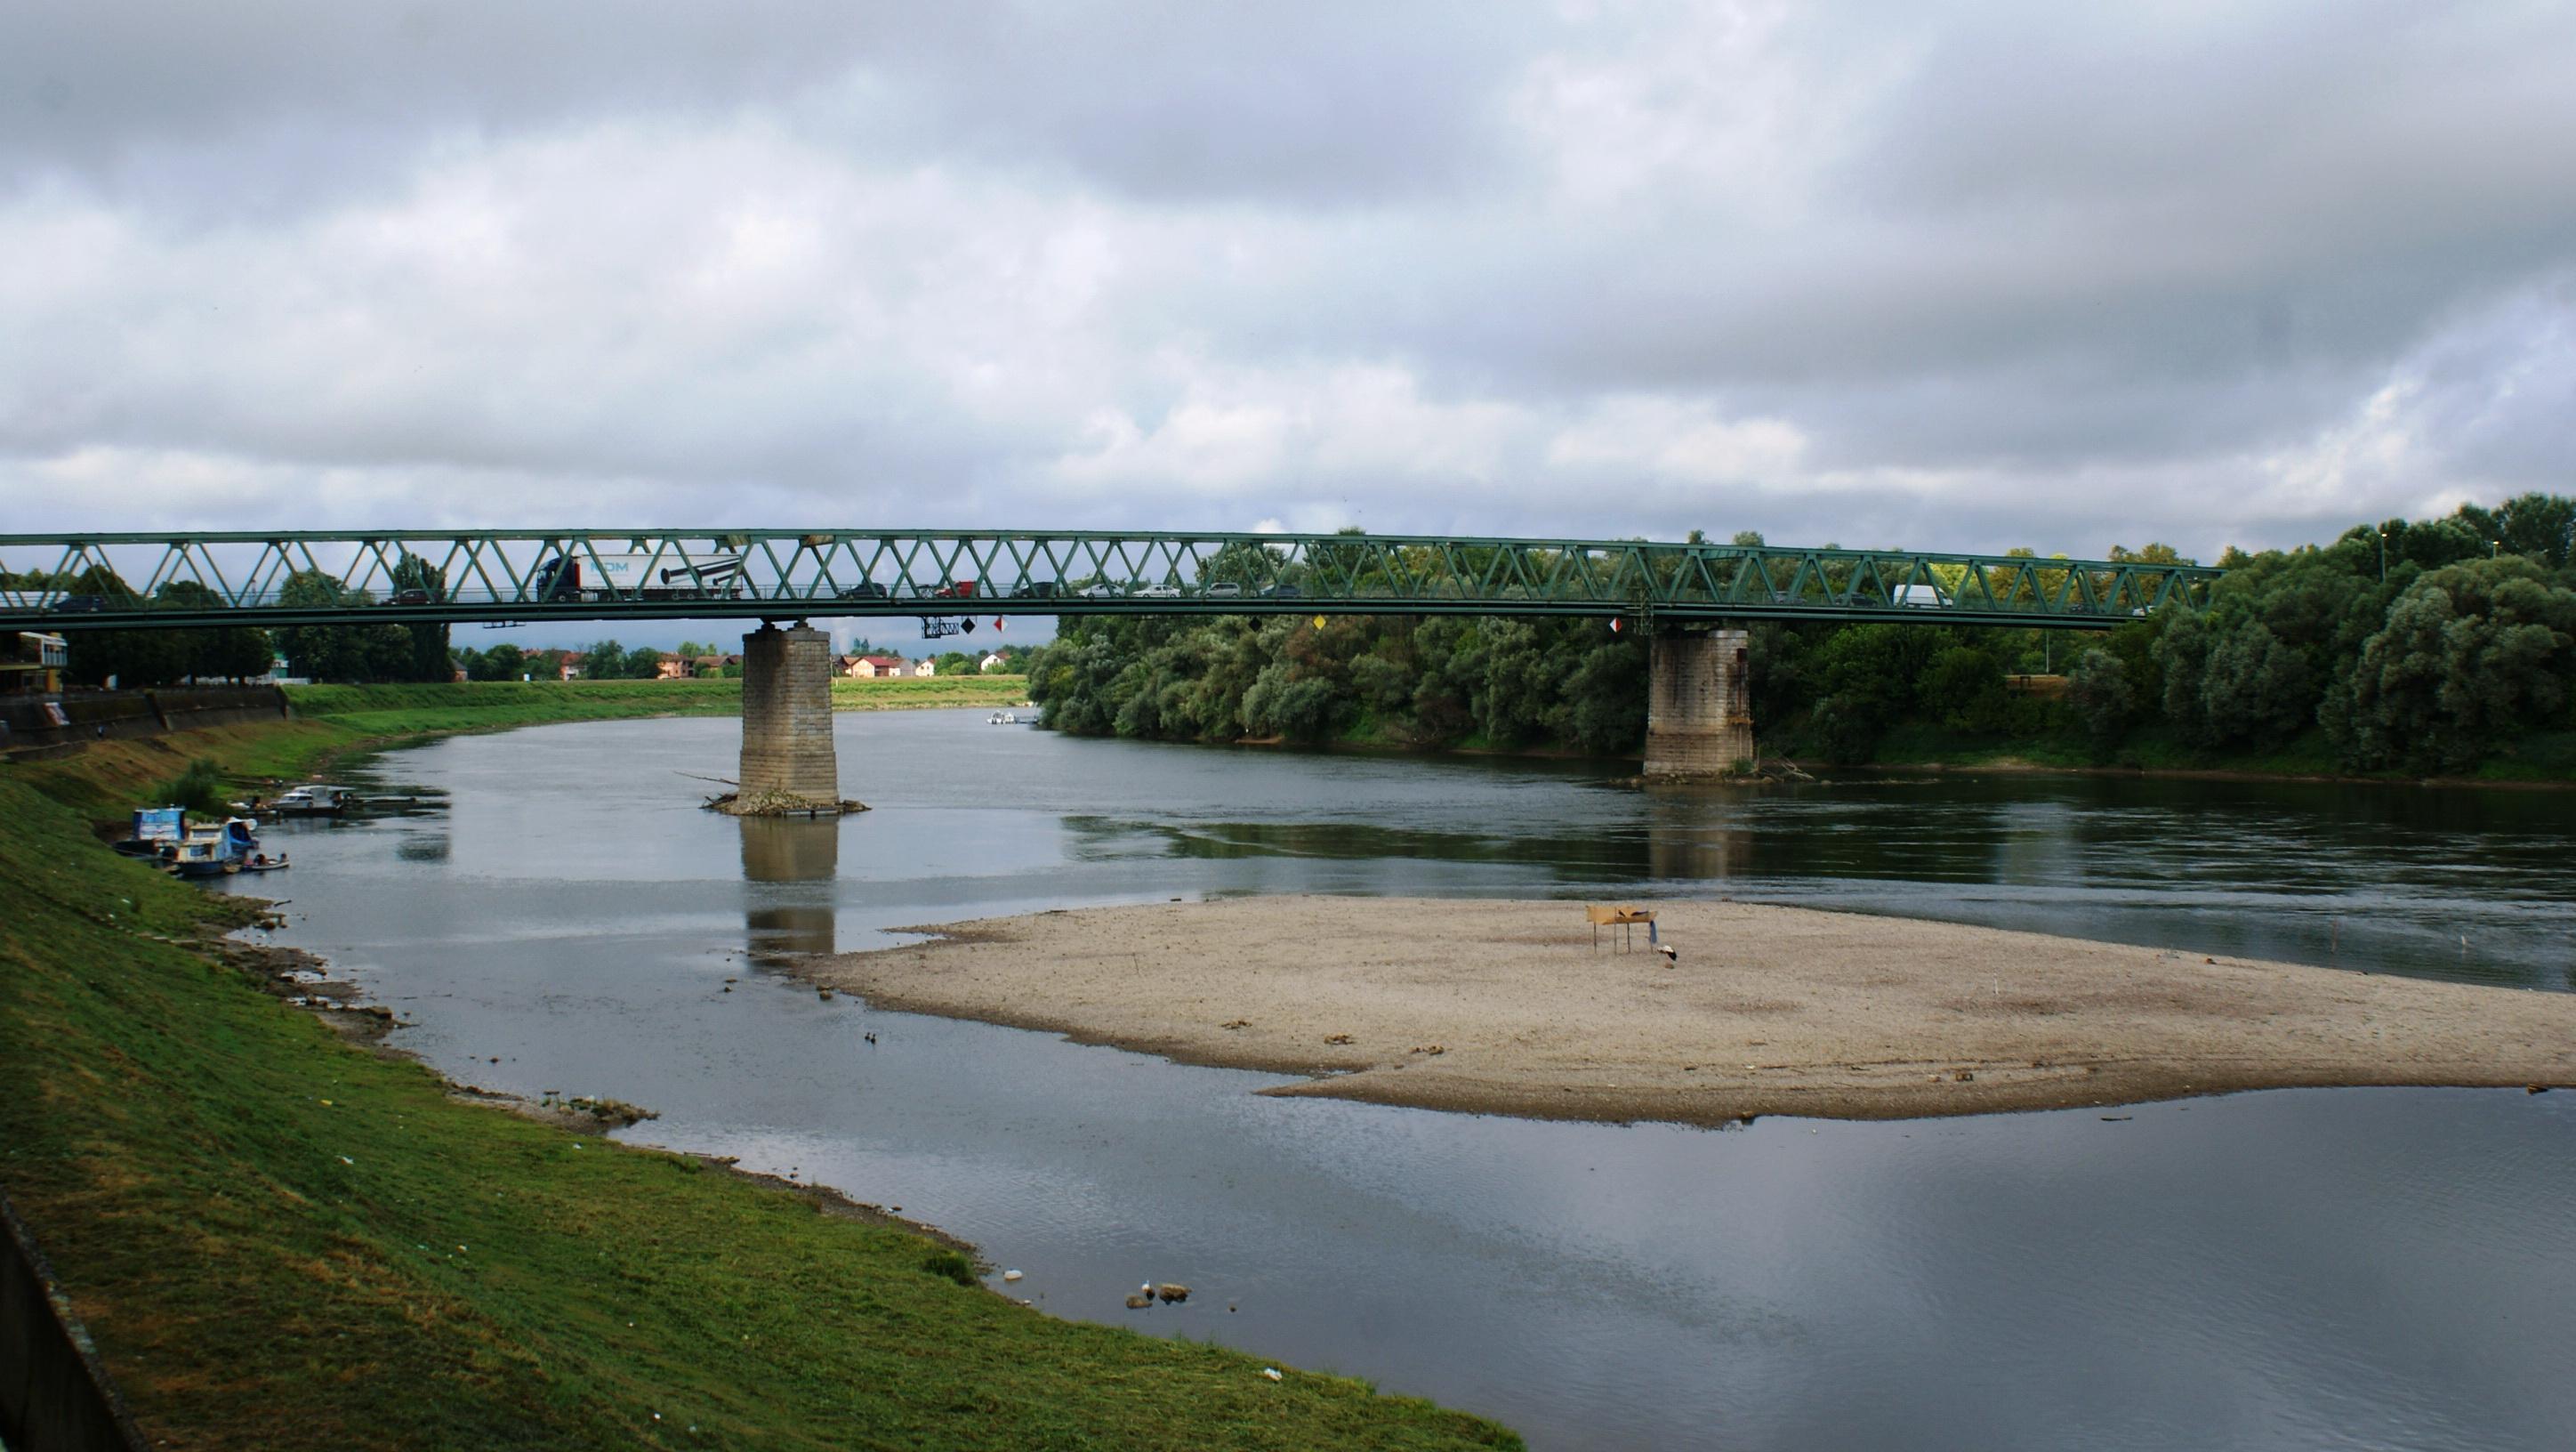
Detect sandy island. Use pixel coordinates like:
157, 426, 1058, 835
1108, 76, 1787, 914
801, 896, 2576, 1125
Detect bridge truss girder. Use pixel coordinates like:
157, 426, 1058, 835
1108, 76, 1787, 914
0, 529, 2221, 633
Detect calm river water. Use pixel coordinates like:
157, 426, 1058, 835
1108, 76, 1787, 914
231, 711, 2576, 1451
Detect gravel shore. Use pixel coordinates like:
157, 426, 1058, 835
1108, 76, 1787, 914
804, 896, 2576, 1124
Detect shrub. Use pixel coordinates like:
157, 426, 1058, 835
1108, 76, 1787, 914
153, 757, 230, 816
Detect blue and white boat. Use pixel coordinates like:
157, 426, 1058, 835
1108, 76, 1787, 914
113, 806, 189, 857
163, 817, 262, 879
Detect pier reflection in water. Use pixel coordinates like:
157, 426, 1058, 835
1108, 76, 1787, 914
236, 710, 2576, 1452
739, 816, 839, 961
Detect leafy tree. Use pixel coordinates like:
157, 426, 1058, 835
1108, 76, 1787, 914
1564, 641, 1647, 754
391, 554, 451, 682
2337, 557, 2576, 772
1916, 644, 2009, 733
471, 643, 526, 682
2198, 622, 2313, 748
2489, 493, 2575, 569
2107, 542, 2192, 565
268, 569, 422, 682
2065, 649, 2135, 760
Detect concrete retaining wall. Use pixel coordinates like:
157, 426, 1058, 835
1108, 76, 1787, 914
0, 1190, 147, 1452
0, 687, 287, 757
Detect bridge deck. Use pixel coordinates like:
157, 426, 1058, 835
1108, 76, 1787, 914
0, 529, 2218, 632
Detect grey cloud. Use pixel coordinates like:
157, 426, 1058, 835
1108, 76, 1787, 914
3, 3, 2571, 558
5, 1, 1535, 214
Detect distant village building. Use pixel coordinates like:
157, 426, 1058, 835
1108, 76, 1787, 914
844, 654, 909, 680
912, 657, 938, 678
978, 651, 1008, 673
658, 653, 737, 679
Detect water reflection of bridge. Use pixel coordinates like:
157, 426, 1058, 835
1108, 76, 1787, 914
740, 815, 839, 960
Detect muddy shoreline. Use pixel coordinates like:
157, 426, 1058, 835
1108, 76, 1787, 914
208, 925, 976, 1254
800, 896, 2576, 1125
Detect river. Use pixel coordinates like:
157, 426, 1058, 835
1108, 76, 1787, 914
228, 709, 2576, 1451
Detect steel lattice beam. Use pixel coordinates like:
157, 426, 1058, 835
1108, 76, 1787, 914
0, 529, 2223, 633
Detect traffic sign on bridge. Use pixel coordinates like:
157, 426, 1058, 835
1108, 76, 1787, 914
0, 529, 2219, 633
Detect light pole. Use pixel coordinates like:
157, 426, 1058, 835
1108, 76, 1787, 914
2377, 528, 2387, 583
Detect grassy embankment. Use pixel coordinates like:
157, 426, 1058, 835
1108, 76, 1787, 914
283, 674, 1029, 750
0, 721, 1517, 1450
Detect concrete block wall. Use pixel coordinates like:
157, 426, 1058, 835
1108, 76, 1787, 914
737, 625, 841, 804
2, 1191, 148, 1452
1644, 627, 1755, 778
0, 686, 286, 756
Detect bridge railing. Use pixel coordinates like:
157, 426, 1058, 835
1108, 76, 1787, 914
0, 530, 2222, 631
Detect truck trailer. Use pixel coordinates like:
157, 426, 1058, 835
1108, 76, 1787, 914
533, 552, 748, 602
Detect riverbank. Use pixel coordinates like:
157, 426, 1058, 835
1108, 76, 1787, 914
1054, 716, 2576, 791
804, 896, 2576, 1125
290, 674, 1029, 745
0, 716, 1517, 1448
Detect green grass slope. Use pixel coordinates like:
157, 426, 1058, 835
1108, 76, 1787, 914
0, 749, 1517, 1450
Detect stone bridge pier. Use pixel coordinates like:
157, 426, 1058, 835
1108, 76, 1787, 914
1644, 626, 1754, 779
732, 621, 849, 813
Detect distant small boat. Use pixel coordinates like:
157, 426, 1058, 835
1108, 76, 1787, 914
270, 785, 358, 817
239, 852, 290, 874
986, 711, 1041, 725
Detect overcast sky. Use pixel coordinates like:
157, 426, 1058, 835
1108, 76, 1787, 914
4, 1, 2572, 559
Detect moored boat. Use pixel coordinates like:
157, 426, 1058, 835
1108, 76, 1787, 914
113, 806, 189, 857
165, 837, 242, 877
270, 785, 358, 817
160, 816, 262, 879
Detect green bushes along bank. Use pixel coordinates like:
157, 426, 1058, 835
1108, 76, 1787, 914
1026, 496, 2576, 782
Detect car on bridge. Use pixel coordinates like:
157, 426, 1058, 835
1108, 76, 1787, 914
837, 581, 890, 600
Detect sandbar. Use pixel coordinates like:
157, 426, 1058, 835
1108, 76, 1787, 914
802, 896, 2576, 1124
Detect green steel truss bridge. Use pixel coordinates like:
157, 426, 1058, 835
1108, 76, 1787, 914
0, 529, 2220, 633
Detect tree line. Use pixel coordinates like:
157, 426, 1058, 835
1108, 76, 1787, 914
0, 562, 452, 688
1026, 495, 2576, 777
